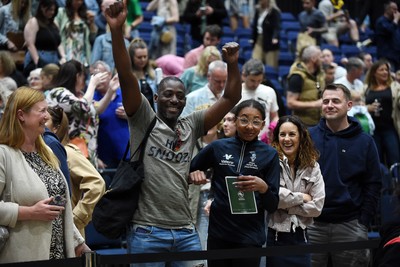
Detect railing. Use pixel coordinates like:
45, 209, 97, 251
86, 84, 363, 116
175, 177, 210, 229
0, 239, 380, 267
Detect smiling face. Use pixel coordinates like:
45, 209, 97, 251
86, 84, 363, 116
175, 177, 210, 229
235, 107, 265, 142
321, 88, 352, 121
223, 112, 236, 137
28, 71, 43, 91
155, 79, 186, 124
278, 122, 300, 162
374, 63, 390, 84
18, 100, 49, 138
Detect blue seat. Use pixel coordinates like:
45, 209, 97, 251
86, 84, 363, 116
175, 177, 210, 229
281, 12, 297, 22
265, 65, 279, 80
270, 79, 284, 96
281, 21, 301, 33
139, 32, 151, 45
235, 27, 252, 40
286, 31, 299, 50
238, 39, 253, 53
221, 37, 236, 46
278, 65, 291, 81
138, 21, 153, 33
320, 44, 341, 55
239, 50, 253, 64
142, 11, 155, 22
364, 45, 377, 59
139, 1, 147, 10
280, 40, 289, 52
278, 51, 295, 66
341, 44, 361, 58
222, 26, 235, 38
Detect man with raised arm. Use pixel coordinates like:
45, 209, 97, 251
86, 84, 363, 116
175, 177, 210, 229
105, 2, 241, 266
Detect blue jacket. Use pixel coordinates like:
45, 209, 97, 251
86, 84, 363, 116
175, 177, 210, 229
309, 117, 382, 227
190, 136, 280, 246
42, 128, 71, 194
375, 15, 400, 65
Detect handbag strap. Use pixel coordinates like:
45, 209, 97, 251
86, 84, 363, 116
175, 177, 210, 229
122, 116, 157, 162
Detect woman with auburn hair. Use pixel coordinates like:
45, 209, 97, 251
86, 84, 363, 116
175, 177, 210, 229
0, 87, 89, 263
364, 59, 400, 167
180, 45, 222, 94
268, 115, 325, 267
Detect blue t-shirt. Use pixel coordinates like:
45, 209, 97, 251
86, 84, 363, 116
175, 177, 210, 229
93, 88, 130, 168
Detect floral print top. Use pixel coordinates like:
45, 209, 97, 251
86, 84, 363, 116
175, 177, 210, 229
46, 87, 98, 166
23, 151, 66, 259
55, 7, 91, 66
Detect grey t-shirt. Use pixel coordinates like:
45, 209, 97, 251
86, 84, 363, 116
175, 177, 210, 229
129, 95, 206, 228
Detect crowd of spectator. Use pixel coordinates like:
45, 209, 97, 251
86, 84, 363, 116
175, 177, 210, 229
1, 0, 400, 266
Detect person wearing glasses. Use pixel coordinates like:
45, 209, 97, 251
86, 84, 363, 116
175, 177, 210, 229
190, 99, 280, 267
239, 58, 279, 138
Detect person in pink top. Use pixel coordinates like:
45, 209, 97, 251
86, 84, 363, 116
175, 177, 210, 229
183, 24, 222, 69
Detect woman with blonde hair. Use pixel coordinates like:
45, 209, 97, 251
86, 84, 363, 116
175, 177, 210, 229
0, 0, 31, 51
180, 45, 222, 94
40, 63, 60, 91
251, 0, 281, 68
127, 37, 157, 110
0, 87, 89, 263
0, 50, 27, 87
364, 59, 400, 167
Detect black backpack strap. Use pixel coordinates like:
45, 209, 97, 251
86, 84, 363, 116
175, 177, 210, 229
122, 116, 157, 162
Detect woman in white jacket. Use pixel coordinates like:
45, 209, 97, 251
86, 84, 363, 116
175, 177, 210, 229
268, 115, 325, 267
0, 87, 89, 263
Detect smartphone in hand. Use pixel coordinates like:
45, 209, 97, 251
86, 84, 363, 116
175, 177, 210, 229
50, 195, 66, 206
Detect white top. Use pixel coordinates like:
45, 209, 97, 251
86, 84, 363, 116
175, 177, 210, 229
334, 76, 364, 93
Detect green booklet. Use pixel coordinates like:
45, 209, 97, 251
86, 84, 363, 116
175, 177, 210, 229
225, 176, 258, 214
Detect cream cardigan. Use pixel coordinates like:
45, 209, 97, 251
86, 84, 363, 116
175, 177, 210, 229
0, 145, 84, 264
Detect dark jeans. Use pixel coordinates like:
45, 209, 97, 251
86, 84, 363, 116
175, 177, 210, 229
266, 227, 311, 267
373, 126, 400, 167
207, 236, 261, 267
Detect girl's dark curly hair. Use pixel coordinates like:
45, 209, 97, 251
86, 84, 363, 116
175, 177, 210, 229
271, 115, 319, 169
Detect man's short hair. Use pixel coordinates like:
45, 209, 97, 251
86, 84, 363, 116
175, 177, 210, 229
91, 60, 111, 72
204, 24, 222, 39
323, 63, 335, 72
242, 59, 265, 76
301, 45, 320, 63
322, 83, 352, 101
345, 57, 365, 72
208, 60, 227, 75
